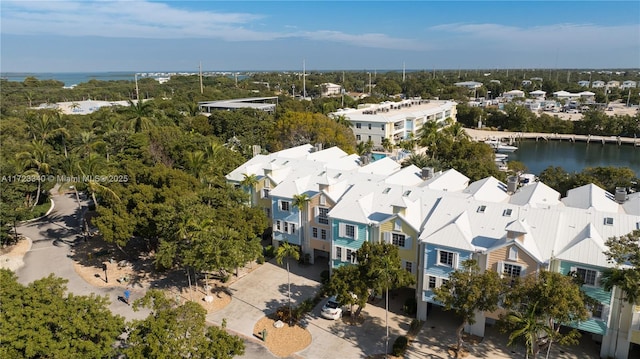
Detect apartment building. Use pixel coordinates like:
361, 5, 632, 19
330, 99, 457, 148
227, 144, 640, 359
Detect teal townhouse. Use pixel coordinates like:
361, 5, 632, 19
228, 144, 640, 359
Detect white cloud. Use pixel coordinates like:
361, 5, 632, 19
1, 0, 427, 50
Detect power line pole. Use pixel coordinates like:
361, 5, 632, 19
199, 62, 204, 94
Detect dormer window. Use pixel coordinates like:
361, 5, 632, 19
503, 209, 512, 217
334, 173, 342, 179
477, 205, 487, 213
383, 187, 391, 194
604, 217, 614, 225
403, 190, 411, 197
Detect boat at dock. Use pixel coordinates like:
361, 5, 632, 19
494, 153, 509, 162
484, 139, 518, 153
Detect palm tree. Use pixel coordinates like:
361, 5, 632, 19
333, 114, 353, 128
185, 151, 208, 179
419, 120, 441, 157
239, 173, 259, 206
505, 302, 553, 359
125, 99, 155, 133
16, 141, 52, 210
292, 193, 311, 260
76, 153, 120, 209
381, 137, 393, 153
275, 241, 300, 325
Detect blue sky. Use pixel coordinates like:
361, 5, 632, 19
1, 1, 639, 72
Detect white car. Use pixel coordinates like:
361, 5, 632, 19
321, 296, 342, 320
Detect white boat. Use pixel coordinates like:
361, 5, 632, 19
494, 153, 509, 162
484, 139, 518, 153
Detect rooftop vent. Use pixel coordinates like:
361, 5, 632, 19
615, 187, 628, 203
421, 167, 434, 180
507, 176, 519, 194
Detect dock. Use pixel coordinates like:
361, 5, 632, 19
464, 128, 640, 147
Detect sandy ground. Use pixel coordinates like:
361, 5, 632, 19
0, 238, 32, 271
253, 316, 312, 358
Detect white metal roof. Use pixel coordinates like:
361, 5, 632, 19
562, 184, 621, 213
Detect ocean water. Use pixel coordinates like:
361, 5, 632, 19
2, 71, 250, 87
1, 72, 137, 87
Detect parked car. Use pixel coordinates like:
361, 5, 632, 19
321, 296, 342, 320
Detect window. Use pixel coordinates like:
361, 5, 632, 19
264, 208, 270, 218
394, 220, 402, 231
392, 233, 406, 247
336, 247, 342, 260
508, 246, 518, 261
312, 227, 318, 238
319, 195, 326, 205
592, 303, 604, 319
321, 229, 327, 240
383, 187, 391, 194
264, 180, 270, 189
262, 189, 270, 198
290, 223, 296, 234
576, 267, 598, 286
503, 263, 522, 279
477, 205, 487, 213
356, 134, 361, 140
356, 123, 362, 129
368, 123, 372, 130
403, 190, 411, 197
428, 276, 437, 289
318, 207, 329, 225
381, 124, 385, 130
346, 249, 355, 263
283, 222, 289, 233
381, 136, 385, 142
345, 224, 355, 239
604, 217, 614, 225
276, 220, 281, 231
405, 261, 413, 273
368, 135, 372, 141
437, 250, 456, 267
280, 201, 290, 212
503, 208, 512, 217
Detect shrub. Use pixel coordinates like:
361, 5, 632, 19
257, 256, 265, 264
409, 319, 422, 336
403, 296, 417, 315
320, 270, 330, 285
264, 245, 275, 258
392, 336, 409, 356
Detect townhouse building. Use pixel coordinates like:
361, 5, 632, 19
228, 144, 640, 358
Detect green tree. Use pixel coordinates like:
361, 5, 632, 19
275, 241, 300, 325
15, 140, 52, 210
292, 193, 311, 256
504, 302, 553, 359
502, 271, 588, 359
0, 270, 125, 359
239, 173, 259, 206
601, 230, 640, 305
125, 99, 155, 133
433, 259, 503, 357
324, 264, 370, 317
124, 290, 245, 359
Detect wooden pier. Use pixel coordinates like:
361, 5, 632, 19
464, 129, 640, 147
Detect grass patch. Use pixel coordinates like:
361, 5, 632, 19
21, 201, 52, 221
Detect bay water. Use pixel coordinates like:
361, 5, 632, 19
508, 140, 640, 176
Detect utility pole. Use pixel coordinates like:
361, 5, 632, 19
199, 62, 203, 94
368, 72, 372, 95
134, 73, 140, 100
303, 59, 306, 100
403, 62, 406, 82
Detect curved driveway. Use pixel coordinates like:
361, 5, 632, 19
15, 189, 277, 359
